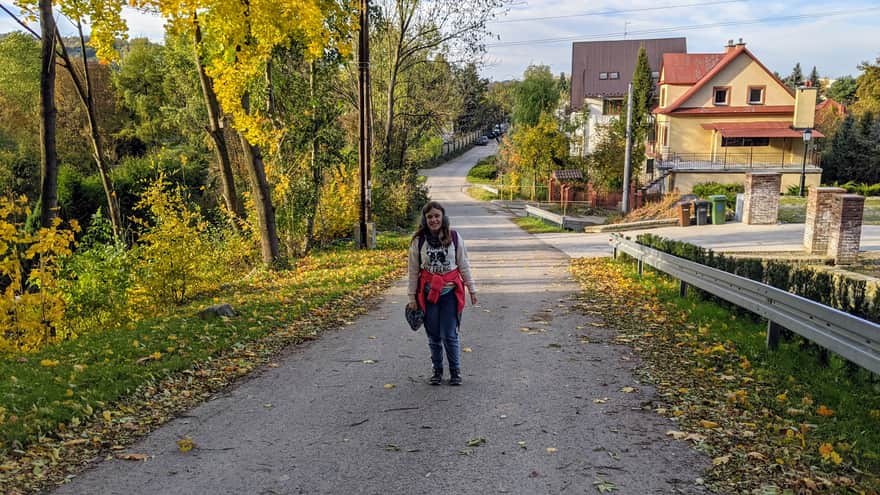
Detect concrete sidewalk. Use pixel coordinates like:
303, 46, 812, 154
532, 222, 880, 259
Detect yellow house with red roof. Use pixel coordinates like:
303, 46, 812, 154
651, 40, 822, 193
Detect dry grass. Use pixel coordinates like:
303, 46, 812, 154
613, 194, 681, 224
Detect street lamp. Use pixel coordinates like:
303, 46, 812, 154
799, 128, 812, 197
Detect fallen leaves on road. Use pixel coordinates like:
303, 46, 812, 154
177, 436, 196, 453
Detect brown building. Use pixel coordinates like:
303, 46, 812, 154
569, 38, 687, 156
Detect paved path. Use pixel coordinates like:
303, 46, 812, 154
534, 215, 880, 259
52, 145, 707, 495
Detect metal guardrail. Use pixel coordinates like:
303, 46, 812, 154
609, 234, 880, 374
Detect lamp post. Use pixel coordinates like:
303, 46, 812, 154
799, 128, 812, 197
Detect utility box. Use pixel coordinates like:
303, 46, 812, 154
734, 193, 744, 222
709, 195, 727, 225
678, 202, 692, 227
694, 200, 711, 226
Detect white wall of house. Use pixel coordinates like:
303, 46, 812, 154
570, 97, 619, 157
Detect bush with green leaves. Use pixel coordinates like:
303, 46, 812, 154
834, 181, 880, 197
467, 156, 498, 181
692, 182, 744, 209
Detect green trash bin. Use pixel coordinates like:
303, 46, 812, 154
709, 195, 727, 225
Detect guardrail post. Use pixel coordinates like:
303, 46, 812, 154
766, 321, 783, 350
679, 280, 687, 298
637, 259, 643, 277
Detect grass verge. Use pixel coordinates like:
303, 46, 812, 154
779, 196, 880, 224
0, 234, 409, 494
466, 186, 497, 202
570, 257, 880, 494
512, 216, 569, 234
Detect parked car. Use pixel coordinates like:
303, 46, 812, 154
475, 136, 489, 145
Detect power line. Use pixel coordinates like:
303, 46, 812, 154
491, 0, 745, 24
487, 6, 880, 47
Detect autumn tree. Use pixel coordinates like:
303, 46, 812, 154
510, 112, 569, 200
853, 56, 880, 116
143, 0, 356, 266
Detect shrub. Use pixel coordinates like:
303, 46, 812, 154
126, 175, 227, 311
0, 196, 79, 352
692, 182, 744, 209
314, 165, 359, 243
467, 156, 498, 181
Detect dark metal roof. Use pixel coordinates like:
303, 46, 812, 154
570, 38, 687, 111
552, 169, 584, 180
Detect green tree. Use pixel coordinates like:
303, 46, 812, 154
630, 45, 653, 168
0, 32, 41, 200
512, 64, 557, 127
809, 66, 822, 91
827, 75, 857, 105
588, 121, 626, 190
853, 56, 880, 116
785, 62, 804, 89
113, 38, 170, 147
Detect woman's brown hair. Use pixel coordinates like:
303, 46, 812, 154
412, 201, 452, 246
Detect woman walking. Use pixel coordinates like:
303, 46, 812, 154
407, 201, 478, 385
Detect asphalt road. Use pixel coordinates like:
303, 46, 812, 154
51, 143, 707, 495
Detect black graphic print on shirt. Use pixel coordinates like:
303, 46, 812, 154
424, 244, 454, 274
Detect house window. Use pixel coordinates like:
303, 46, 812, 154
713, 87, 730, 106
721, 137, 770, 147
748, 86, 765, 105
609, 72, 620, 80
660, 86, 667, 107
599, 72, 608, 80
602, 99, 624, 115
651, 71, 660, 79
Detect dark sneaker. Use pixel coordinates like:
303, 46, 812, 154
448, 369, 462, 386
429, 369, 443, 386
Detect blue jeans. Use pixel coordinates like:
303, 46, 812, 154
423, 290, 461, 370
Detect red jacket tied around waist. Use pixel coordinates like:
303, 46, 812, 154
417, 268, 465, 314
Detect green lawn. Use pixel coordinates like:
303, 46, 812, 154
778, 196, 880, 224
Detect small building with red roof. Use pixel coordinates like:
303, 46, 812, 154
651, 39, 822, 194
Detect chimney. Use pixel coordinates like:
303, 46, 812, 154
725, 39, 735, 52
735, 38, 746, 47
793, 85, 818, 130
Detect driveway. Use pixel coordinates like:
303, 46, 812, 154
51, 144, 707, 494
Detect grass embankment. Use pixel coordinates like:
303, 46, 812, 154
779, 196, 880, 224
0, 235, 409, 494
571, 258, 880, 494
511, 216, 568, 234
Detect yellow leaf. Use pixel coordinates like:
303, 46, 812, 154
462, 347, 473, 353
712, 455, 730, 466
40, 359, 59, 367
65, 389, 74, 397
546, 447, 557, 453
383, 383, 396, 389
620, 386, 635, 393
699, 420, 719, 429
775, 392, 788, 402
177, 437, 196, 453
73, 364, 87, 372
103, 411, 112, 422
830, 451, 842, 465
116, 453, 149, 461
816, 405, 834, 417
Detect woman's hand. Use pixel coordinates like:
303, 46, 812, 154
407, 301, 418, 310
470, 292, 478, 305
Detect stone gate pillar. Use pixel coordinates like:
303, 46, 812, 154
742, 172, 781, 225
804, 187, 846, 254
828, 193, 865, 265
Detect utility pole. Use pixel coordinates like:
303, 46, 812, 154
357, 0, 373, 248
622, 82, 634, 214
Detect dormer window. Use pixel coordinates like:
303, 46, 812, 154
713, 86, 730, 106
609, 72, 620, 80
599, 72, 608, 80
748, 86, 765, 105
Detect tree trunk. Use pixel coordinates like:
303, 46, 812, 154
239, 95, 280, 266
304, 62, 321, 253
193, 16, 242, 222
37, 0, 58, 228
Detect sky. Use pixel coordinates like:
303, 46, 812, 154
1, 0, 878, 82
